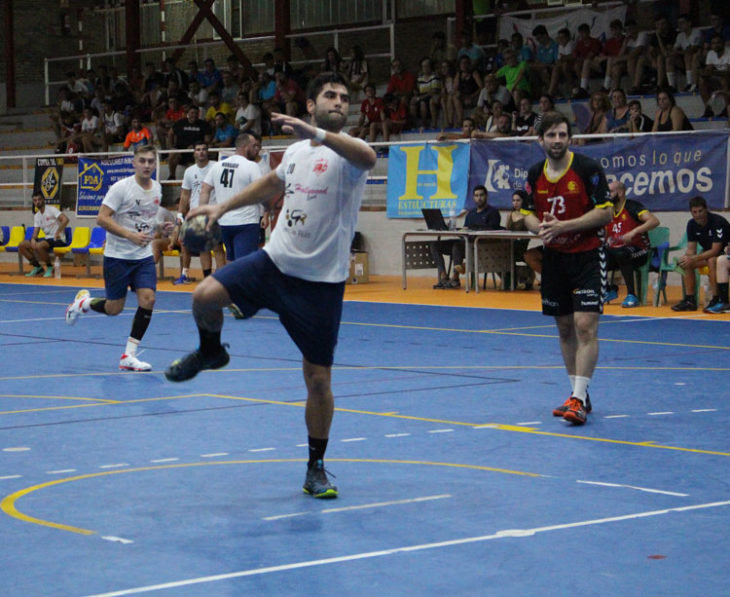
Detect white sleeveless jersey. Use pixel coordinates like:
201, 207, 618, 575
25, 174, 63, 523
181, 161, 216, 209
102, 175, 163, 260
204, 154, 263, 226
264, 138, 370, 282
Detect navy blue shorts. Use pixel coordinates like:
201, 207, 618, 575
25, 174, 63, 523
221, 223, 260, 262
103, 255, 157, 300
42, 238, 69, 249
213, 250, 345, 367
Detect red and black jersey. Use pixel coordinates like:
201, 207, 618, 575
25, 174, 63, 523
523, 151, 612, 253
607, 198, 650, 250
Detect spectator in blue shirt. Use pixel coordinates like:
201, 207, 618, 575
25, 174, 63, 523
457, 31, 487, 74
210, 112, 238, 148
199, 58, 223, 93
511, 32, 534, 63
531, 25, 558, 97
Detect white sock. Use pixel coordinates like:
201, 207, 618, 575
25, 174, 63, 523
124, 337, 139, 357
569, 374, 576, 393
580, 78, 588, 90
686, 72, 694, 85
667, 72, 676, 87
603, 76, 612, 89
574, 376, 591, 401
182, 267, 189, 276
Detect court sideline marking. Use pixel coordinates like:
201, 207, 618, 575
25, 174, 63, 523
85, 499, 730, 597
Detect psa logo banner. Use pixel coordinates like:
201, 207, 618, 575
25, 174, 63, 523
386, 143, 471, 218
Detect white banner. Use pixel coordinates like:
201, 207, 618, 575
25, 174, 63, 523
498, 5, 627, 45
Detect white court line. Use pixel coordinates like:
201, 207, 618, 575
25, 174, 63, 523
428, 429, 453, 434
99, 463, 130, 469
0, 475, 22, 480
150, 458, 180, 463
516, 421, 542, 426
263, 494, 452, 521
200, 453, 229, 458
604, 415, 629, 419
86, 499, 730, 597
576, 480, 689, 497
648, 412, 675, 416
248, 448, 275, 452
47, 469, 77, 475
341, 437, 367, 442
692, 409, 717, 413
385, 433, 411, 438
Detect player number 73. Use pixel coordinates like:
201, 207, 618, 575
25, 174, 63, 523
547, 195, 566, 215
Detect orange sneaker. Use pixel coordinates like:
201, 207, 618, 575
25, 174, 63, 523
562, 397, 588, 425
552, 393, 591, 417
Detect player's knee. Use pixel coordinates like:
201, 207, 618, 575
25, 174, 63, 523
105, 301, 124, 316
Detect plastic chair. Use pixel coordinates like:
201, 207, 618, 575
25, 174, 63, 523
653, 232, 706, 306
636, 226, 670, 305
79, 227, 106, 276
6, 227, 34, 273
0, 226, 24, 255
0, 226, 10, 249
54, 227, 90, 257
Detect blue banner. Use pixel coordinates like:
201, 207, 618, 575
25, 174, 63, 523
467, 132, 729, 211
76, 155, 139, 217
386, 142, 471, 218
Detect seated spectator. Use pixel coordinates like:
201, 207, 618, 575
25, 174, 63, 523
599, 19, 627, 92
271, 71, 305, 119
699, 34, 730, 117
350, 83, 386, 142
571, 23, 603, 99
346, 45, 369, 96
606, 88, 631, 133
604, 180, 660, 307
18, 193, 69, 278
49, 87, 81, 140
437, 116, 476, 141
168, 106, 212, 180
410, 57, 442, 129
496, 48, 530, 105
123, 117, 153, 151
321, 46, 344, 74
100, 100, 125, 151
707, 247, 730, 313
618, 19, 651, 94
438, 60, 456, 128
510, 32, 533, 64
513, 96, 537, 136
234, 92, 262, 136
387, 58, 417, 107
533, 94, 555, 132
483, 99, 505, 132
162, 57, 189, 90
505, 190, 536, 290
627, 99, 654, 132
430, 31, 455, 65
204, 91, 234, 126
652, 88, 693, 131
186, 60, 203, 87
473, 73, 512, 127
666, 13, 703, 92
384, 92, 408, 140
254, 71, 277, 106
64, 70, 90, 103
648, 16, 677, 90
139, 62, 164, 109
702, 13, 730, 55
187, 80, 209, 107
430, 185, 501, 289
155, 97, 185, 150
574, 91, 609, 144
530, 25, 558, 98
210, 112, 238, 148
199, 58, 223, 93
549, 27, 576, 98
79, 107, 102, 153
457, 31, 487, 74
672, 195, 730, 312
272, 47, 294, 76
220, 70, 240, 105
472, 112, 513, 139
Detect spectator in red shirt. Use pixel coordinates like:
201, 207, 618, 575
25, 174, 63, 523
572, 23, 603, 99
384, 92, 408, 141
156, 97, 186, 150
386, 58, 416, 106
272, 71, 305, 119
349, 83, 386, 142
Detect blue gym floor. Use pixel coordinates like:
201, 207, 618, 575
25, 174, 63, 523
0, 282, 728, 596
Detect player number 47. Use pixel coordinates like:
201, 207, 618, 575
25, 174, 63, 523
547, 195, 566, 215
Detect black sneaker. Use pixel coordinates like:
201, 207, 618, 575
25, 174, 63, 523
553, 393, 592, 417
302, 460, 338, 499
164, 344, 230, 382
671, 299, 697, 312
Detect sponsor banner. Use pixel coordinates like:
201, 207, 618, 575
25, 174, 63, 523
33, 157, 64, 206
386, 142, 471, 218
468, 132, 729, 211
76, 155, 138, 217
498, 6, 627, 47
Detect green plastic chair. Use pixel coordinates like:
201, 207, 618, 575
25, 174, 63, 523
653, 232, 705, 306
636, 226, 670, 306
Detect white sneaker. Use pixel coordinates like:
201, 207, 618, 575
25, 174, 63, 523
65, 289, 90, 325
119, 354, 152, 371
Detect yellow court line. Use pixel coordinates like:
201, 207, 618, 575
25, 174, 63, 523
1, 458, 539, 535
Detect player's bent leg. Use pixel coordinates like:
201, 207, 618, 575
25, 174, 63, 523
164, 277, 231, 382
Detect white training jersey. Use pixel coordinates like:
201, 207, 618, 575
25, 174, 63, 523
182, 161, 216, 210
33, 204, 63, 238
204, 154, 262, 226
265, 138, 370, 283
102, 175, 163, 260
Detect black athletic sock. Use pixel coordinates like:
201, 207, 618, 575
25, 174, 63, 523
29, 259, 41, 268
203, 268, 212, 277
308, 436, 328, 467
198, 327, 222, 357
89, 298, 107, 314
684, 294, 697, 304
130, 306, 153, 341
719, 282, 729, 303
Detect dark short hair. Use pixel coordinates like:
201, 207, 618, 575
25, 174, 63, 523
513, 189, 528, 201
537, 111, 572, 137
473, 185, 487, 195
306, 72, 350, 102
689, 196, 707, 210
628, 99, 641, 109
532, 25, 548, 36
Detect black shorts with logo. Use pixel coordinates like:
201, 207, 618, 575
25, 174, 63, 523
541, 247, 605, 316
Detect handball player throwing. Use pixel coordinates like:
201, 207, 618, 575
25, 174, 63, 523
165, 73, 377, 498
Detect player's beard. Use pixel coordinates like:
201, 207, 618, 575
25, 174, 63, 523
313, 106, 346, 133
545, 143, 568, 161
